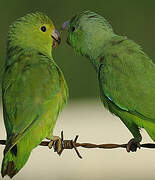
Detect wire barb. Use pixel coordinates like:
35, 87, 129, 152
58, 131, 82, 158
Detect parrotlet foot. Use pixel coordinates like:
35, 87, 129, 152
126, 138, 141, 152
48, 136, 63, 155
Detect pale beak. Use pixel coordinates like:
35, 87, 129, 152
61, 20, 70, 31
52, 29, 61, 45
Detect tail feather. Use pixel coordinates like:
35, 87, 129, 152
1, 160, 17, 178
1, 143, 31, 178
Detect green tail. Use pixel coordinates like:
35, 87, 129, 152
1, 141, 31, 178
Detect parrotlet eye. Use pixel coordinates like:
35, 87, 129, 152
41, 26, 46, 32
72, 26, 76, 32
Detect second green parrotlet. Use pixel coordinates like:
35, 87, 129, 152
1, 12, 68, 178
62, 10, 155, 152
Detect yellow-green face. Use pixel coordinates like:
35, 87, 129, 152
8, 12, 61, 56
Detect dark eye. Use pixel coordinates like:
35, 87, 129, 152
41, 26, 46, 32
72, 26, 76, 32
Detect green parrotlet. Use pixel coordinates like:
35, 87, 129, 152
62, 10, 155, 152
1, 12, 68, 178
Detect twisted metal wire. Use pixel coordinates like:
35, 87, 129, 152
1, 131, 155, 159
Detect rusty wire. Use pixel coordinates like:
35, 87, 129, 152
1, 131, 155, 159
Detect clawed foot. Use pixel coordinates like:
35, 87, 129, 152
47, 131, 82, 158
48, 135, 63, 155
126, 138, 141, 152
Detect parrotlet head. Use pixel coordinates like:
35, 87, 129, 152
62, 10, 114, 59
8, 12, 61, 57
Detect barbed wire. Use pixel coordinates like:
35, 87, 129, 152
1, 131, 155, 159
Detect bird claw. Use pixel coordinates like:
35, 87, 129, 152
48, 131, 82, 158
126, 138, 141, 152
48, 135, 63, 155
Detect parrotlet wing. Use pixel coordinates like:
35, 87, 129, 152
3, 52, 67, 154
99, 39, 155, 121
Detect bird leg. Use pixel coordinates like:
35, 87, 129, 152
126, 138, 141, 152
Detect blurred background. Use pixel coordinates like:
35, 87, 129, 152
1, 0, 155, 179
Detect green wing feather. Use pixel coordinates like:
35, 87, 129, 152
99, 37, 155, 121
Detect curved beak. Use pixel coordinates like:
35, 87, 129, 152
52, 29, 61, 45
61, 20, 70, 31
